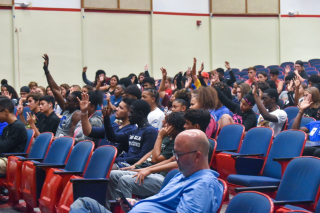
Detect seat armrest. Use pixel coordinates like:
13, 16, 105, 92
2, 152, 28, 157
34, 163, 66, 168
231, 154, 264, 159
235, 186, 278, 193
109, 200, 118, 204
53, 171, 83, 175
70, 178, 109, 183
216, 149, 238, 153
273, 157, 294, 162
273, 200, 314, 206
18, 158, 43, 162
273, 158, 294, 177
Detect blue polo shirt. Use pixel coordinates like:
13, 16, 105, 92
304, 121, 320, 142
110, 95, 122, 108
130, 169, 223, 213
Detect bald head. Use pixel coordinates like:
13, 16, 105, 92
175, 129, 210, 158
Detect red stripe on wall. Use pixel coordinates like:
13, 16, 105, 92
84, 9, 150, 14
281, 14, 320, 18
153, 11, 210, 17
15, 7, 81, 12
211, 14, 278, 17
0, 6, 12, 10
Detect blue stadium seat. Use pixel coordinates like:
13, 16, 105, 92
306, 70, 319, 76
226, 191, 274, 213
16, 106, 31, 121
254, 65, 265, 69
257, 68, 270, 73
228, 130, 306, 194
284, 106, 299, 123
281, 62, 294, 68
242, 75, 249, 80
217, 127, 274, 180
309, 59, 320, 65
305, 67, 316, 71
287, 117, 316, 130
95, 110, 102, 117
267, 65, 280, 69
237, 71, 248, 77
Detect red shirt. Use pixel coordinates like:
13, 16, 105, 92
165, 89, 172, 96
245, 77, 259, 86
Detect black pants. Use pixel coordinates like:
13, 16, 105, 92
303, 146, 320, 158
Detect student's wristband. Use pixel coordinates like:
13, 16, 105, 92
81, 111, 88, 115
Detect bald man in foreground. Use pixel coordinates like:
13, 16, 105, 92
69, 130, 223, 213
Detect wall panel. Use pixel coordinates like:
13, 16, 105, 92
14, 10, 82, 88
211, 0, 246, 14
152, 14, 210, 79
211, 16, 279, 69
120, 0, 151, 11
247, 0, 279, 14
83, 12, 150, 80
0, 9, 14, 85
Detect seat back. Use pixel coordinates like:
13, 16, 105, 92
226, 191, 274, 213
281, 62, 294, 68
28, 132, 54, 159
17, 106, 30, 121
284, 106, 299, 123
276, 157, 320, 202
261, 130, 306, 179
43, 137, 74, 164
239, 127, 274, 156
83, 145, 117, 178
255, 65, 265, 69
64, 141, 94, 172
216, 124, 244, 151
24, 129, 35, 153
160, 169, 179, 190
217, 179, 228, 213
288, 117, 316, 129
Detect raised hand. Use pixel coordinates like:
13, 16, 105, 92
26, 112, 36, 125
198, 62, 204, 72
144, 64, 148, 71
210, 70, 220, 84
160, 67, 167, 78
193, 57, 197, 64
286, 80, 294, 92
225, 61, 230, 70
102, 98, 112, 117
294, 76, 301, 88
298, 99, 313, 111
252, 81, 258, 96
185, 77, 192, 88
3, 90, 11, 99
17, 105, 24, 115
42, 54, 49, 70
77, 93, 90, 113
83, 66, 87, 73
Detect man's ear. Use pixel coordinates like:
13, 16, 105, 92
194, 124, 201, 130
182, 106, 186, 112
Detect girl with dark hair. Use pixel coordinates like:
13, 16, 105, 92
141, 88, 165, 130
257, 71, 268, 82
1, 85, 19, 105
97, 75, 119, 95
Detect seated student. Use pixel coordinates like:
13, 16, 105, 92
190, 86, 217, 138
27, 95, 60, 137
1, 84, 19, 106
283, 77, 307, 108
280, 73, 296, 103
295, 85, 320, 119
208, 82, 233, 121
17, 93, 46, 128
74, 91, 103, 145
292, 99, 320, 157
141, 88, 165, 130
253, 82, 287, 136
69, 85, 81, 93
245, 67, 258, 86
146, 70, 171, 108
0, 97, 27, 174
106, 109, 213, 202
123, 84, 142, 99
81, 85, 93, 94
28, 81, 38, 93
164, 88, 191, 115
216, 86, 257, 131
294, 60, 309, 79
42, 54, 82, 138
70, 130, 223, 213
216, 61, 236, 86
257, 71, 268, 82
97, 75, 119, 95
110, 84, 124, 109
19, 86, 30, 106
171, 99, 189, 113
36, 86, 46, 95
270, 68, 284, 94
308, 74, 320, 88
82, 66, 110, 88
231, 80, 245, 101
102, 99, 158, 170
234, 83, 251, 105
106, 112, 185, 200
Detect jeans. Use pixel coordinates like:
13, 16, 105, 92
70, 197, 111, 213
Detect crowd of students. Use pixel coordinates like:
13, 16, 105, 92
0, 54, 319, 212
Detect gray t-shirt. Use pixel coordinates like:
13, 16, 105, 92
55, 110, 79, 137
73, 113, 103, 146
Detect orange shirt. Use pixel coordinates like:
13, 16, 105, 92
245, 77, 259, 86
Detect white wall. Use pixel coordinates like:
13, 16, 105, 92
153, 0, 209, 14
0, 9, 14, 85
14, 0, 80, 9
281, 0, 320, 15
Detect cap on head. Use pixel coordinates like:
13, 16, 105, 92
20, 86, 30, 93
295, 60, 304, 67
201, 72, 209, 78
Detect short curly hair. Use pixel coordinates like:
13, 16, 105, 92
166, 112, 186, 132
184, 109, 211, 132
124, 84, 142, 99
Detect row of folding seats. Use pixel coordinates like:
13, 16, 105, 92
1, 132, 118, 213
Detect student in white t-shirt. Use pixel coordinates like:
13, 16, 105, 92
141, 88, 165, 130
252, 82, 287, 136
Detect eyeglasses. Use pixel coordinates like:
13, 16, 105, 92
172, 150, 197, 160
